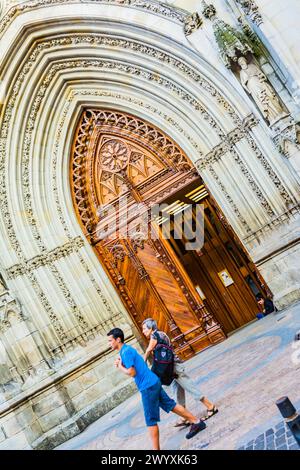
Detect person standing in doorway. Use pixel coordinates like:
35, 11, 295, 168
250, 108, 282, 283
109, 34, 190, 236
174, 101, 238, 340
107, 327, 207, 450
256, 293, 276, 318
142, 318, 218, 427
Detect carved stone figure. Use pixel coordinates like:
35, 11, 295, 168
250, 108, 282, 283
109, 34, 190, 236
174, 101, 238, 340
238, 57, 288, 125
184, 12, 203, 36
236, 0, 263, 26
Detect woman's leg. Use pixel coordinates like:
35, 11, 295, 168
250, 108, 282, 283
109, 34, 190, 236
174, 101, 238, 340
175, 363, 216, 412
170, 377, 186, 407
201, 397, 215, 410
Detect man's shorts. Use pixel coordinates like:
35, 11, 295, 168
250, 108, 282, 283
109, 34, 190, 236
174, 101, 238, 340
141, 380, 176, 426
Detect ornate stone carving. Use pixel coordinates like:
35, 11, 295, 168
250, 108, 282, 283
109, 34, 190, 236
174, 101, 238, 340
8, 34, 291, 250
208, 166, 251, 232
0, 292, 25, 333
201, 0, 216, 19
0, 31, 296, 353
244, 203, 300, 244
244, 132, 292, 203
0, 0, 189, 38
184, 12, 203, 36
242, 113, 259, 131
238, 16, 261, 49
196, 122, 293, 211
6, 236, 85, 279
236, 0, 263, 26
270, 115, 300, 158
0, 289, 53, 389
201, 2, 255, 69
6, 238, 89, 330
0, 273, 8, 293
213, 18, 253, 69
238, 57, 288, 126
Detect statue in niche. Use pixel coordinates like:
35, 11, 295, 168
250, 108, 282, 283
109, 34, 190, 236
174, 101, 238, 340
238, 56, 288, 126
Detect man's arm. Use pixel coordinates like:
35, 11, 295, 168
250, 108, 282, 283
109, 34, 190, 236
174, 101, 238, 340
115, 357, 136, 377
144, 337, 158, 362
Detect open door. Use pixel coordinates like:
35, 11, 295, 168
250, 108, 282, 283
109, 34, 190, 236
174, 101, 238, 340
71, 109, 270, 359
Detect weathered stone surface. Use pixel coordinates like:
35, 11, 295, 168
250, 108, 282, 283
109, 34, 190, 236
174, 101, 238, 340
32, 393, 65, 417
0, 431, 31, 450
64, 380, 83, 399
1, 415, 25, 438
94, 361, 114, 380
78, 371, 99, 389
23, 420, 43, 444
38, 405, 70, 433
71, 380, 112, 411
0, 427, 6, 443
15, 406, 35, 427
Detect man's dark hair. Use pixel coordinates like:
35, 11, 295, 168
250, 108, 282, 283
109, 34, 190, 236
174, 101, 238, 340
107, 327, 124, 343
256, 293, 264, 301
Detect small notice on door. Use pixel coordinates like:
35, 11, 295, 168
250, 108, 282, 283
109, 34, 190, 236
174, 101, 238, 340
218, 269, 234, 287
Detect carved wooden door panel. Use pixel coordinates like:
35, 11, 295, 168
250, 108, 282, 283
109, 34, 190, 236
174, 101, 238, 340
71, 109, 226, 358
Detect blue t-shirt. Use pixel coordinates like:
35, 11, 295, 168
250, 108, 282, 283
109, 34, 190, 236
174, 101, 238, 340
120, 344, 158, 392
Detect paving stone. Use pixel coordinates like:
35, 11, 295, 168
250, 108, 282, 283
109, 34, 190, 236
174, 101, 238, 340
266, 443, 275, 449
275, 436, 287, 447
254, 443, 265, 450
287, 437, 295, 445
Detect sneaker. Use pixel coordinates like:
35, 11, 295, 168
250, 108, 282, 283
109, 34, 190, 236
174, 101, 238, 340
185, 420, 206, 439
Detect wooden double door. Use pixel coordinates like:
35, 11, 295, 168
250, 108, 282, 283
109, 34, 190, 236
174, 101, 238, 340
71, 108, 270, 359
94, 176, 269, 357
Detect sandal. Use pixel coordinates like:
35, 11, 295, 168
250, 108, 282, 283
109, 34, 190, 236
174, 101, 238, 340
174, 419, 191, 428
203, 406, 218, 420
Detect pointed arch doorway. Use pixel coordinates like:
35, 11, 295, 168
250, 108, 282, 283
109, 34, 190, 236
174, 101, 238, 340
70, 109, 270, 359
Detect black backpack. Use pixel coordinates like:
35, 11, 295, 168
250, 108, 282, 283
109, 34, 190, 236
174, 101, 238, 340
151, 343, 175, 386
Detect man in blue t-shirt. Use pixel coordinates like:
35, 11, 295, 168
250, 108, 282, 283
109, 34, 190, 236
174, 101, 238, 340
107, 327, 206, 450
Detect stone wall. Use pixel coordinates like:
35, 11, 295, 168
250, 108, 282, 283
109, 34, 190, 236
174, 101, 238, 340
0, 331, 139, 449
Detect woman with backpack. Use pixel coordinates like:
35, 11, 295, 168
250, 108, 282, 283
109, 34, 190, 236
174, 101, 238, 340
142, 318, 218, 427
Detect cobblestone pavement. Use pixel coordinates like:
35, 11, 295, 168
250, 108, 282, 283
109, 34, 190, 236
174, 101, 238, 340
56, 303, 300, 451
238, 421, 300, 450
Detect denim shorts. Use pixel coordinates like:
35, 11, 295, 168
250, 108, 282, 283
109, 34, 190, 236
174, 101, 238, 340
141, 380, 176, 427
